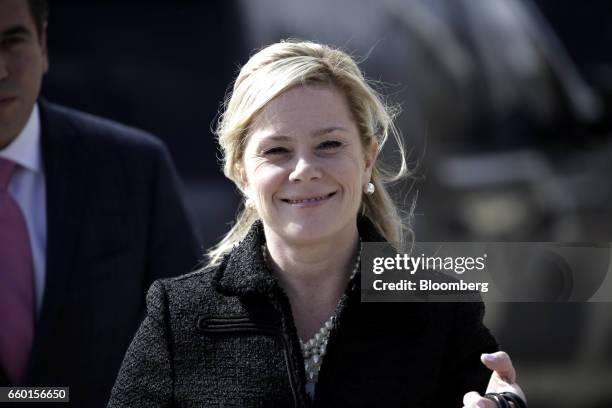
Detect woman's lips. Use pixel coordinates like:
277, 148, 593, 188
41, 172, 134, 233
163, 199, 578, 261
281, 192, 336, 207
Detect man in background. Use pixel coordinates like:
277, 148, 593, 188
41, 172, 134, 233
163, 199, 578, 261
0, 0, 201, 406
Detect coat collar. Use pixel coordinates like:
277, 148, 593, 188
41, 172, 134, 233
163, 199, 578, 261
213, 217, 385, 297
213, 220, 277, 296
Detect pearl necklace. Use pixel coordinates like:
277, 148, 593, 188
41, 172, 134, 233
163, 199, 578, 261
261, 240, 362, 385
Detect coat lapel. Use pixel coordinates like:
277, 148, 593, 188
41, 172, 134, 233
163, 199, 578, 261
213, 220, 278, 297
26, 100, 87, 380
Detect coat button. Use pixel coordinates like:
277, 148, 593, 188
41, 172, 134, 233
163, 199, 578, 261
197, 317, 207, 331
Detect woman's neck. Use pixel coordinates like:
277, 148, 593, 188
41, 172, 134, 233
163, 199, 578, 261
263, 225, 360, 340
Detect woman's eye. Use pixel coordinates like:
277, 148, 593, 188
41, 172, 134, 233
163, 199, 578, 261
317, 140, 342, 150
263, 146, 290, 155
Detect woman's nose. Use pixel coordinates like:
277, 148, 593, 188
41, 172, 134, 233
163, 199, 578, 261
288, 155, 322, 182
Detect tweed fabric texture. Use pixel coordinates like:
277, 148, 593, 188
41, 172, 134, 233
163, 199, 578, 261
109, 219, 498, 407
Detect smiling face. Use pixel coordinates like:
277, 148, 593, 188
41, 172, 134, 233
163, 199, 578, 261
240, 85, 376, 245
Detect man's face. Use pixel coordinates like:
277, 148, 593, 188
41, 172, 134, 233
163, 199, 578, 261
0, 0, 48, 149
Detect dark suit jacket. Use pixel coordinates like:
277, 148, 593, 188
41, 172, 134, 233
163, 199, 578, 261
108, 219, 498, 407
0, 101, 201, 407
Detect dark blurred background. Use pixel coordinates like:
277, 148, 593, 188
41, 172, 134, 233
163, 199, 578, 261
42, 0, 612, 406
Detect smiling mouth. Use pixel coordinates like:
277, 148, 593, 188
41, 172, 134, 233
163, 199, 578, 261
281, 192, 336, 204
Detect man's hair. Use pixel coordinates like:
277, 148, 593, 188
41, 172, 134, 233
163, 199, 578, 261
27, 0, 48, 36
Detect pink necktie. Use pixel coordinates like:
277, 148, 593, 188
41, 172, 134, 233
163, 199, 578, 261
0, 157, 34, 384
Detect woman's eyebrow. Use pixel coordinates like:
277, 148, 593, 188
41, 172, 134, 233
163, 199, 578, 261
312, 127, 350, 137
260, 134, 291, 142
257, 127, 349, 141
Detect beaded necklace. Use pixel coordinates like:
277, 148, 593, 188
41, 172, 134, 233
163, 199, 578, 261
261, 241, 362, 386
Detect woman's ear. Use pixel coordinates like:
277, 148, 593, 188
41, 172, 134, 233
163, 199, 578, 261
364, 140, 378, 178
235, 164, 254, 207
235, 162, 248, 191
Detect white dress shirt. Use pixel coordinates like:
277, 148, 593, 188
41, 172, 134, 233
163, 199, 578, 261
0, 104, 47, 316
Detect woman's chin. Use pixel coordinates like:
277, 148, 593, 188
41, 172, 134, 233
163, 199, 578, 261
280, 221, 341, 244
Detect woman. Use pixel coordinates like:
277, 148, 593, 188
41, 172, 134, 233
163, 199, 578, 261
108, 40, 526, 407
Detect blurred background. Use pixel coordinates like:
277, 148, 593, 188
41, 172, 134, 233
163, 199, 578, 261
42, 0, 612, 406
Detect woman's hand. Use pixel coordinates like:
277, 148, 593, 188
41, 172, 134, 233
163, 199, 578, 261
462, 351, 526, 408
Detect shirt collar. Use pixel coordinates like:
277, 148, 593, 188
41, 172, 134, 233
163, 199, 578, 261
0, 103, 42, 173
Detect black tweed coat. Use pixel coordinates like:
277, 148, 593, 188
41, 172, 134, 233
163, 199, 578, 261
108, 220, 498, 407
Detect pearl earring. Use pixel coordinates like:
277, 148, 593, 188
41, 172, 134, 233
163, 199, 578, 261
365, 182, 375, 195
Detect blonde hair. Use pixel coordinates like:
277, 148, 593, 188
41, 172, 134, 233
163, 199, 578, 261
207, 40, 410, 266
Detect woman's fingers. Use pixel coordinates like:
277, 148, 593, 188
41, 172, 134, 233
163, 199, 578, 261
463, 352, 527, 407
480, 351, 527, 402
481, 351, 516, 384
462, 391, 496, 408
